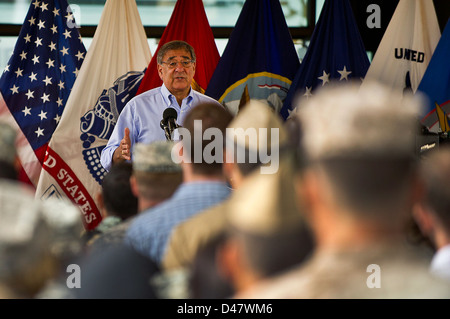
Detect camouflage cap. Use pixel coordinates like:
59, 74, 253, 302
0, 181, 51, 278
0, 180, 84, 279
0, 122, 17, 165
40, 197, 84, 259
226, 100, 289, 152
296, 81, 423, 160
132, 141, 181, 173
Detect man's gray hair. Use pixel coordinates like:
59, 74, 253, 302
157, 40, 196, 65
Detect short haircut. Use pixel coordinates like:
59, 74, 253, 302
0, 160, 18, 181
182, 102, 233, 176
317, 157, 417, 218
230, 221, 314, 278
420, 146, 450, 230
101, 162, 137, 220
233, 149, 263, 177
157, 40, 196, 65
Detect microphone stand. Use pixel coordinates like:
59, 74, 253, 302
160, 120, 172, 141
160, 119, 181, 141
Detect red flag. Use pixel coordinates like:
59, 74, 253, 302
136, 0, 219, 94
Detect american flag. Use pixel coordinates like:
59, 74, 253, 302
0, 0, 86, 186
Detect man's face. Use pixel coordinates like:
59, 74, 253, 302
158, 49, 196, 97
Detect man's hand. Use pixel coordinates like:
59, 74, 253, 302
113, 127, 131, 163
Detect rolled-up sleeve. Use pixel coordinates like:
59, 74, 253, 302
100, 102, 135, 172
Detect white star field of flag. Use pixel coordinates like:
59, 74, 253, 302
0, 0, 86, 154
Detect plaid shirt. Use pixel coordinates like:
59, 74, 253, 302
125, 181, 231, 264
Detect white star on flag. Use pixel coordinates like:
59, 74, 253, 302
25, 89, 34, 99
38, 110, 47, 120
35, 127, 44, 137
63, 29, 71, 39
287, 107, 297, 119
29, 72, 37, 82
303, 86, 312, 98
37, 20, 45, 30
22, 106, 32, 116
54, 114, 61, 123
75, 51, 85, 61
35, 37, 43, 47
60, 47, 69, 56
338, 66, 352, 81
40, 2, 49, 12
41, 92, 50, 103
15, 68, 23, 77
43, 76, 52, 85
46, 58, 55, 68
32, 55, 40, 64
318, 70, 330, 86
10, 85, 19, 94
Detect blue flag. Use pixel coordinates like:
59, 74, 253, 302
281, 0, 370, 119
205, 0, 299, 116
0, 0, 86, 186
418, 19, 450, 133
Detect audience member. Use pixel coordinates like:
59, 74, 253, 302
84, 162, 137, 249
189, 233, 235, 299
162, 100, 306, 273
73, 243, 160, 299
0, 180, 83, 298
218, 154, 314, 295
237, 81, 450, 298
125, 102, 233, 265
89, 141, 183, 253
413, 146, 450, 281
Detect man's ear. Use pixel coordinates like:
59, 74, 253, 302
157, 64, 164, 80
216, 238, 240, 285
191, 61, 196, 75
295, 170, 317, 220
96, 191, 107, 218
130, 175, 139, 198
13, 156, 21, 175
412, 203, 434, 237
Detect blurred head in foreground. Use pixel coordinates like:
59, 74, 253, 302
0, 180, 83, 298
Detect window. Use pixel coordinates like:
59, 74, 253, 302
0, 0, 318, 70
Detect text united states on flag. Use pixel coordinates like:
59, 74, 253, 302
0, 0, 86, 186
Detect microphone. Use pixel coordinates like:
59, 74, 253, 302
160, 108, 180, 141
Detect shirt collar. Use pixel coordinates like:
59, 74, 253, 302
160, 83, 194, 108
